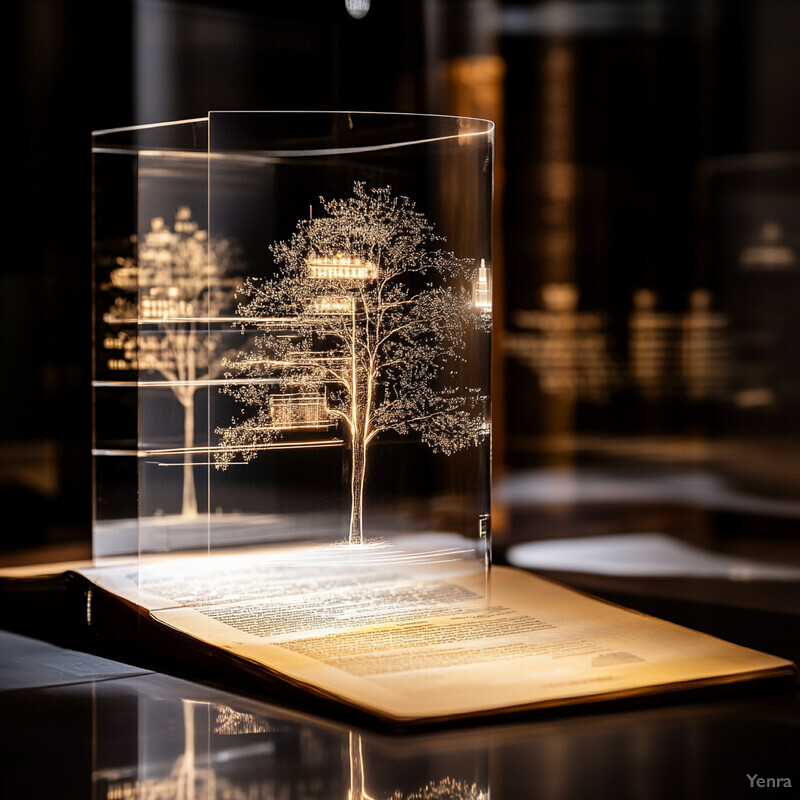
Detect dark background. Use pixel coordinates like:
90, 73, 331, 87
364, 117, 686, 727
6, 0, 800, 575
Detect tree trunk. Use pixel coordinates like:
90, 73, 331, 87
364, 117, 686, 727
348, 732, 367, 800
181, 394, 198, 518
348, 437, 366, 544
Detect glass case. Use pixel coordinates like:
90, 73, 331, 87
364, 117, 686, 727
92, 112, 493, 589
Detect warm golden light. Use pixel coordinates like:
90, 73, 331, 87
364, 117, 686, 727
473, 259, 492, 311
309, 295, 355, 314
307, 254, 378, 280
268, 392, 333, 430
140, 289, 195, 320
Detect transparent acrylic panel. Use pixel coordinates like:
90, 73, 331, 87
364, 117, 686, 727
205, 112, 493, 580
136, 151, 218, 557
94, 112, 492, 601
92, 119, 209, 560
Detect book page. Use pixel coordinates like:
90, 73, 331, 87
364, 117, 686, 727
81, 552, 793, 723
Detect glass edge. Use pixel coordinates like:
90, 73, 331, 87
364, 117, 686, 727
208, 109, 495, 131
91, 117, 209, 137
93, 112, 495, 139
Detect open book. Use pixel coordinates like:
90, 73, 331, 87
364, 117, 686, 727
0, 547, 794, 729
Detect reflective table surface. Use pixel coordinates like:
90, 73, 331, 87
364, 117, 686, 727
1, 625, 798, 800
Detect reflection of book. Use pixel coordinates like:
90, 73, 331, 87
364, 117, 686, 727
0, 549, 793, 729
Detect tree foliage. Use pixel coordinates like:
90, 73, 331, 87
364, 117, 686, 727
215, 183, 488, 542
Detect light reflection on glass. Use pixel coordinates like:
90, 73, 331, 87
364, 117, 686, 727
93, 680, 490, 800
85, 664, 784, 800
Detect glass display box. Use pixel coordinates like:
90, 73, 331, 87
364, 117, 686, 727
92, 112, 493, 586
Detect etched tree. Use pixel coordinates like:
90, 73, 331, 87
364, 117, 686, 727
215, 183, 488, 544
104, 207, 240, 517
